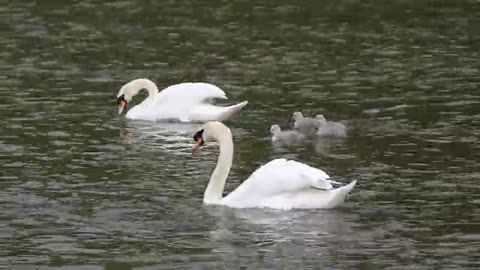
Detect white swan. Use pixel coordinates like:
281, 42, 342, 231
116, 78, 249, 122
192, 121, 357, 210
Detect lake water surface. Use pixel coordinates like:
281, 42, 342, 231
1, 0, 480, 269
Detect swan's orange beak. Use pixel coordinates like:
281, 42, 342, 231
192, 138, 204, 154
192, 129, 205, 155
118, 100, 127, 115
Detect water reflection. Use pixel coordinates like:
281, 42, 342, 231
208, 206, 355, 235
207, 206, 361, 268
118, 121, 202, 155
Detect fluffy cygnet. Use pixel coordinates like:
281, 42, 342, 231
292, 112, 319, 137
270, 124, 305, 144
316, 115, 347, 138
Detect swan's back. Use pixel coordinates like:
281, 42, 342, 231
156, 82, 227, 105
222, 159, 334, 208
127, 82, 245, 122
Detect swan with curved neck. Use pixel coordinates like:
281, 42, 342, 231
116, 78, 248, 122
192, 121, 356, 209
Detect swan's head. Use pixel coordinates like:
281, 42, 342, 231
315, 114, 327, 125
292, 111, 304, 121
192, 121, 231, 153
116, 84, 134, 115
116, 78, 157, 114
270, 124, 281, 135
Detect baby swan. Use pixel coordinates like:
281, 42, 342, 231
270, 124, 305, 145
292, 112, 319, 136
316, 115, 347, 138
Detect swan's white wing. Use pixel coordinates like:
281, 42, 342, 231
186, 101, 249, 122
223, 159, 335, 206
155, 82, 227, 105
126, 83, 245, 122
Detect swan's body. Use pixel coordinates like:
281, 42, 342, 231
270, 124, 305, 145
292, 112, 319, 136
316, 115, 347, 138
192, 122, 356, 210
116, 79, 248, 122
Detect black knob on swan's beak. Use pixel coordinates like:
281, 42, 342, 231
192, 129, 205, 154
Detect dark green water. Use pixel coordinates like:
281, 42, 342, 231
1, 0, 480, 269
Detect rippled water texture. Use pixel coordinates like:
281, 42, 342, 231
1, 0, 480, 269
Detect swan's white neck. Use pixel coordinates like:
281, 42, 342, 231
125, 78, 158, 101
204, 129, 233, 204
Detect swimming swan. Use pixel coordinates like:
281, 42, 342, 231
116, 78, 248, 122
192, 121, 356, 210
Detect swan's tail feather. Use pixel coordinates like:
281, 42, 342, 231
341, 180, 356, 195
325, 180, 357, 208
219, 101, 249, 120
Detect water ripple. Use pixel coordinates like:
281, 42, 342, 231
1, 0, 479, 269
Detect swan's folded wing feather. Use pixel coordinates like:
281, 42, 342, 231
132, 83, 237, 122
155, 82, 227, 106
223, 159, 334, 206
